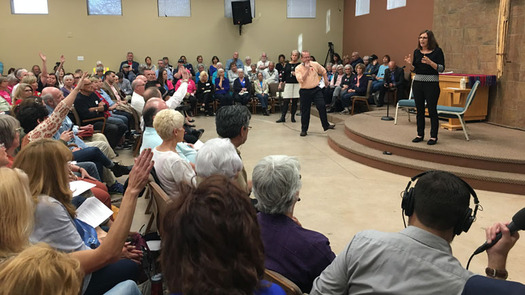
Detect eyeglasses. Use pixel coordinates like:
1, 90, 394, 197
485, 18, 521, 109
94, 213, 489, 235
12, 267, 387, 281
419, 36, 428, 39
73, 76, 81, 79
15, 127, 23, 133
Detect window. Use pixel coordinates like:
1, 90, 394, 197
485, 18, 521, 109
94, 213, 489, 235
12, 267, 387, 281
11, 0, 48, 14
355, 0, 370, 17
287, 0, 316, 19
224, 0, 255, 18
387, 0, 406, 10
87, 0, 122, 15
158, 0, 191, 17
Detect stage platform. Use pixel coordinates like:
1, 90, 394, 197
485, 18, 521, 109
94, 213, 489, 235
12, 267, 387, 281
317, 107, 525, 195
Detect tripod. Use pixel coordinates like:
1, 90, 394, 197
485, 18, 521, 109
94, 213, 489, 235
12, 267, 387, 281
324, 42, 334, 67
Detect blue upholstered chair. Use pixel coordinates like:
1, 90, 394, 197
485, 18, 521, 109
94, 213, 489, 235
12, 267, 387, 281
394, 80, 416, 125
436, 80, 480, 141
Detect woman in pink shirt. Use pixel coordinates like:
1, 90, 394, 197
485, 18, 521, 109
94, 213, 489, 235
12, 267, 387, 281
0, 77, 12, 112
175, 69, 197, 116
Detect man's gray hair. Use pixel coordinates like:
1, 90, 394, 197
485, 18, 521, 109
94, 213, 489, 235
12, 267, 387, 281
41, 93, 54, 104
195, 138, 242, 179
253, 155, 302, 214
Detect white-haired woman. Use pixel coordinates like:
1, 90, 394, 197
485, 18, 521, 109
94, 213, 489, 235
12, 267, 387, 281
233, 69, 251, 106
253, 155, 335, 294
152, 109, 196, 199
195, 138, 242, 183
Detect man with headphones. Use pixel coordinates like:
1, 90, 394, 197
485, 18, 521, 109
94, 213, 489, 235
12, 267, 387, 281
310, 170, 518, 295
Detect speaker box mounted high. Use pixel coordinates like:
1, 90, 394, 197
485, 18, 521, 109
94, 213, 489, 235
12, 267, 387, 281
232, 1, 252, 25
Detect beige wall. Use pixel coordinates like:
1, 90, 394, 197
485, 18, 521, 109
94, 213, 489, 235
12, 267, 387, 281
343, 0, 433, 65
0, 0, 344, 72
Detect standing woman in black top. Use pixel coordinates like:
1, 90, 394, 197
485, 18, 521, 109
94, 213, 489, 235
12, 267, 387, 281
405, 30, 445, 145
276, 50, 301, 123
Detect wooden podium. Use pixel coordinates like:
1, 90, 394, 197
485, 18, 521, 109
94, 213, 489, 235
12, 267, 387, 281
437, 75, 490, 130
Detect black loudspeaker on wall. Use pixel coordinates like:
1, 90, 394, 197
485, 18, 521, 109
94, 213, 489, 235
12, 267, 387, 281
232, 1, 252, 25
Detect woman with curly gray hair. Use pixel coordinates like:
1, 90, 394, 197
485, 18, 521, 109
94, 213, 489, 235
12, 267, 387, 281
253, 155, 335, 293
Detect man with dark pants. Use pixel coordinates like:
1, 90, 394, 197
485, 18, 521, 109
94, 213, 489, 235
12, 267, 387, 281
295, 50, 335, 137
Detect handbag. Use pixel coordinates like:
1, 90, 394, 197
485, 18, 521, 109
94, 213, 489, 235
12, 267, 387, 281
73, 218, 100, 249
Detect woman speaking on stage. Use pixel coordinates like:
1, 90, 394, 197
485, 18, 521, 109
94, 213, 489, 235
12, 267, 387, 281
405, 29, 445, 145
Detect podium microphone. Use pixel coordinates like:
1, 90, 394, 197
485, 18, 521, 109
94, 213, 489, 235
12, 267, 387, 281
473, 207, 525, 255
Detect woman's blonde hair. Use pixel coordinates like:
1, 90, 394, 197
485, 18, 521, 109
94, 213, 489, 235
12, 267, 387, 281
21, 75, 37, 85
153, 109, 184, 141
0, 243, 83, 295
199, 71, 208, 81
0, 168, 33, 259
13, 139, 76, 218
12, 83, 32, 101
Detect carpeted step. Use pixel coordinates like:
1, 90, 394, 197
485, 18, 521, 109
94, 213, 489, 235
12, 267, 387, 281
328, 130, 525, 195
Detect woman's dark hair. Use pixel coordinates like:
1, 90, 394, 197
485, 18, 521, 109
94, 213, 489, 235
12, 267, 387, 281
278, 54, 285, 62
161, 175, 265, 295
418, 29, 439, 50
47, 73, 59, 87
332, 53, 341, 63
212, 56, 219, 63
156, 68, 167, 85
15, 98, 48, 134
383, 55, 391, 63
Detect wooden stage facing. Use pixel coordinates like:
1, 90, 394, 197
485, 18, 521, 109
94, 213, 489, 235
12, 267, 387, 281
318, 108, 525, 195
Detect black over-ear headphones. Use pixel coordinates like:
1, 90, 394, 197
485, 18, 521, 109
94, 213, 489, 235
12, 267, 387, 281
401, 171, 480, 236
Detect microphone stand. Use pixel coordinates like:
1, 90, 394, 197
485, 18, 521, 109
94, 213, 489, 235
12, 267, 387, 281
381, 88, 394, 121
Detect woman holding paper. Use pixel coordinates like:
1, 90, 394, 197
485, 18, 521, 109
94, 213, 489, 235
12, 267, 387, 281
13, 139, 154, 295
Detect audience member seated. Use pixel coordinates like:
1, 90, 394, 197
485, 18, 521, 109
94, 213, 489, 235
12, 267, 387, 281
372, 55, 391, 93
0, 77, 11, 112
0, 115, 22, 167
130, 78, 146, 117
74, 76, 127, 149
378, 60, 405, 107
119, 51, 139, 74
156, 59, 173, 81
211, 62, 226, 85
257, 52, 270, 72
179, 55, 194, 77
214, 69, 232, 107
11, 83, 33, 105
194, 137, 242, 183
248, 63, 258, 83
215, 105, 252, 195
364, 54, 379, 77
253, 155, 335, 293
276, 54, 287, 73
208, 55, 220, 78
121, 63, 137, 83
350, 51, 364, 69
254, 72, 270, 116
228, 63, 240, 89
21, 75, 41, 96
157, 68, 175, 97
195, 55, 205, 72
194, 63, 205, 83
340, 63, 368, 114
14, 141, 153, 295
161, 175, 285, 295
244, 56, 254, 74
116, 72, 132, 96
152, 109, 196, 198
327, 65, 345, 112
93, 77, 133, 139
233, 69, 251, 106
263, 62, 280, 84
226, 51, 244, 71
331, 53, 341, 65
101, 71, 138, 131
61, 74, 75, 97
174, 70, 197, 116
196, 71, 215, 116
310, 171, 518, 295
0, 242, 83, 295
140, 98, 197, 164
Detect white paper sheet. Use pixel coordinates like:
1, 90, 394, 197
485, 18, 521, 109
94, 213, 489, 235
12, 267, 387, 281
76, 197, 114, 228
69, 180, 96, 197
